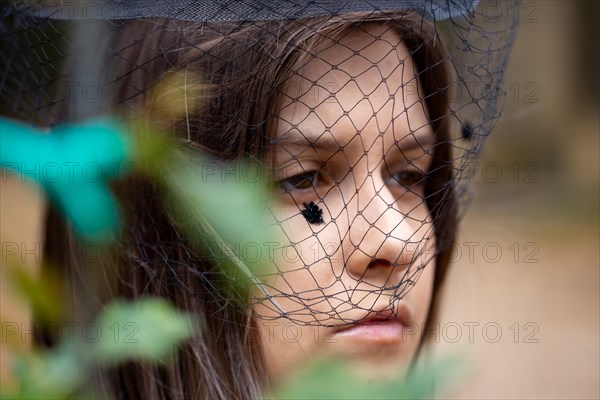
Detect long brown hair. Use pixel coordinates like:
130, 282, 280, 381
41, 12, 456, 399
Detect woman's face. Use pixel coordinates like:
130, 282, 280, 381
253, 23, 437, 381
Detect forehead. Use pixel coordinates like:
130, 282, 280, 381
295, 23, 408, 85
276, 23, 426, 147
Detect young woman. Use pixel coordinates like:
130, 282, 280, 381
21, 2, 516, 398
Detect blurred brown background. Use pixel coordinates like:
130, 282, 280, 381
1, 0, 599, 398
431, 1, 599, 399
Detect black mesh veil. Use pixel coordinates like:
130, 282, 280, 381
1, 1, 519, 328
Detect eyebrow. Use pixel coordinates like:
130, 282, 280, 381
396, 132, 436, 152
272, 129, 340, 150
273, 128, 436, 152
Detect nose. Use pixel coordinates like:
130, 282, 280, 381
342, 173, 427, 286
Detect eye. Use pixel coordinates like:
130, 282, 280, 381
278, 170, 319, 192
386, 169, 428, 189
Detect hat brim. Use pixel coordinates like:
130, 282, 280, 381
18, 0, 480, 22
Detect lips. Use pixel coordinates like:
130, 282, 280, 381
330, 305, 412, 344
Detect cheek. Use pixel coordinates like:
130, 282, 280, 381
254, 318, 307, 382
409, 249, 436, 326
402, 221, 436, 319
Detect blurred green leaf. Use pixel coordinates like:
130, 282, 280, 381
126, 120, 173, 178
168, 159, 275, 270
0, 117, 132, 243
93, 298, 196, 364
5, 344, 85, 400
270, 355, 463, 400
2, 259, 62, 325
127, 122, 277, 278
1, 298, 197, 399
